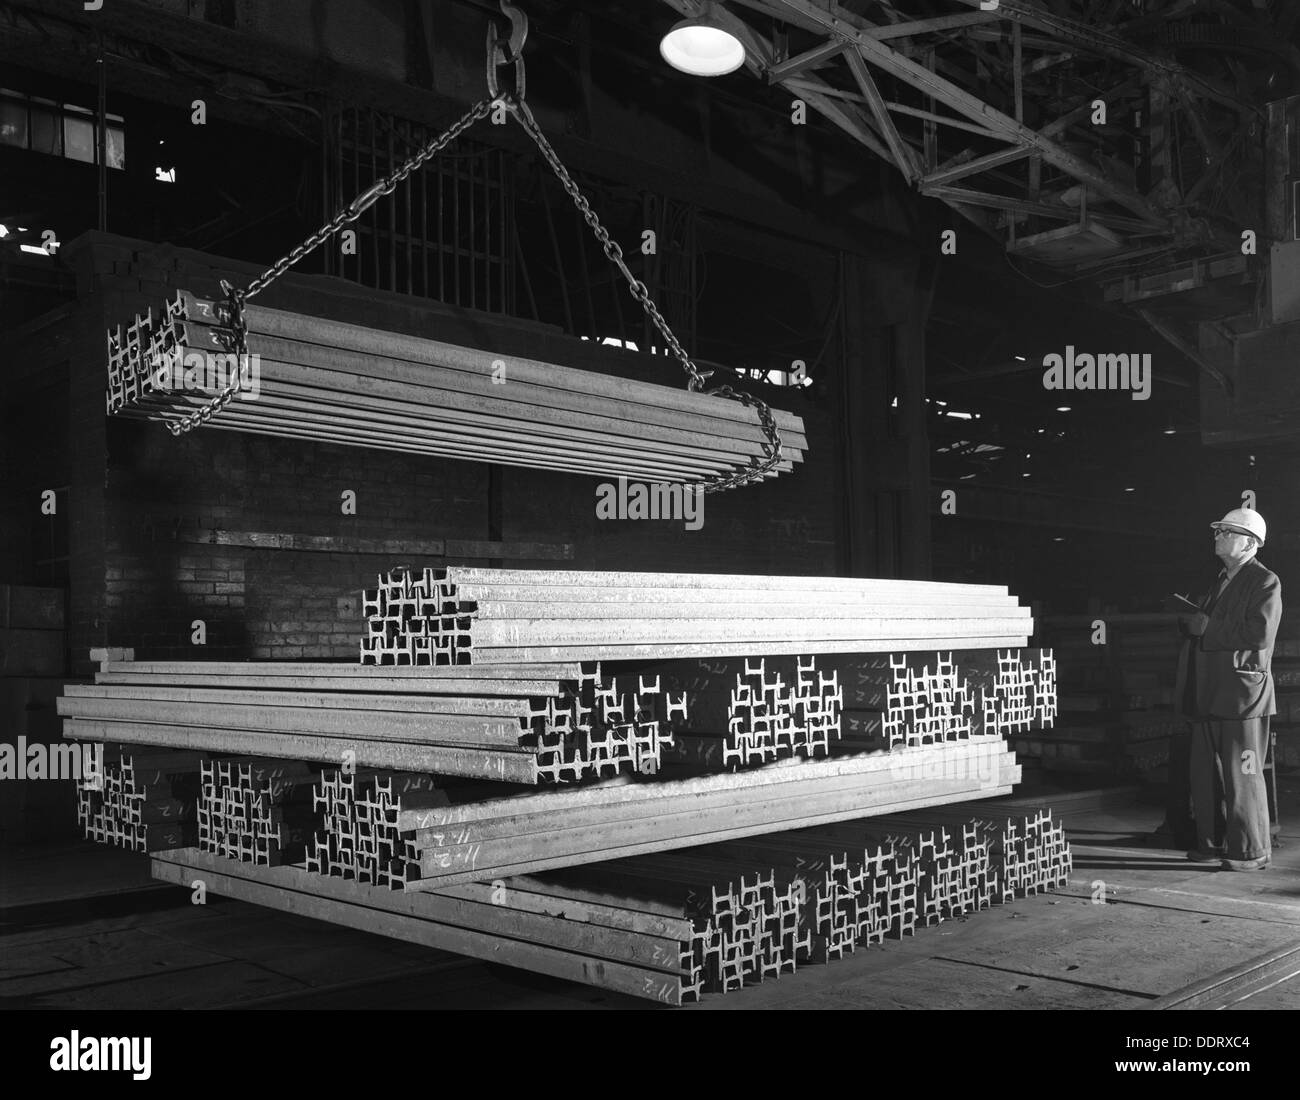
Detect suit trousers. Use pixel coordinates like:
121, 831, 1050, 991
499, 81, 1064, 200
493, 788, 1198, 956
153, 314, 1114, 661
1189, 718, 1271, 861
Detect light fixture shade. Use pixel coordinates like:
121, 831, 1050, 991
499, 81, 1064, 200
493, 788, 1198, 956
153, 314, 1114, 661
660, 9, 745, 77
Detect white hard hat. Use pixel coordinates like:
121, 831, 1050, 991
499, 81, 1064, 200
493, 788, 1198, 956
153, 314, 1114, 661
1211, 507, 1266, 546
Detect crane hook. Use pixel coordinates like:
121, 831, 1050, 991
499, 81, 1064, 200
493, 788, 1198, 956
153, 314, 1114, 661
487, 1, 528, 101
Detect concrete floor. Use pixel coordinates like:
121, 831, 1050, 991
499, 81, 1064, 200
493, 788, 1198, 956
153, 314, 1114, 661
3, 775, 1299, 1011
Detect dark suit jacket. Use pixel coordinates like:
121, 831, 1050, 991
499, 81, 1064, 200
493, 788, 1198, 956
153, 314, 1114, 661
1175, 557, 1282, 720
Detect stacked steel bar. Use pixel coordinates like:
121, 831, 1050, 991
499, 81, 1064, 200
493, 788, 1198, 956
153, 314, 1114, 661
76, 746, 200, 852
881, 652, 977, 748
105, 292, 806, 483
649, 656, 843, 769
826, 649, 1056, 752
858, 820, 994, 926
550, 806, 1069, 1000
58, 658, 678, 785
401, 737, 1020, 890
962, 648, 1059, 736
687, 829, 923, 973
359, 568, 1035, 664
361, 567, 467, 666
530, 670, 679, 782
833, 652, 921, 748
197, 758, 317, 866
472, 806, 1069, 999
150, 847, 689, 1005
149, 800, 1072, 1005
306, 769, 438, 888
695, 838, 922, 985
986, 808, 1073, 899
868, 806, 1073, 901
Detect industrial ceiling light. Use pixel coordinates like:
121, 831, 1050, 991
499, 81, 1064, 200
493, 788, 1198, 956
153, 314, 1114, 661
660, 4, 745, 77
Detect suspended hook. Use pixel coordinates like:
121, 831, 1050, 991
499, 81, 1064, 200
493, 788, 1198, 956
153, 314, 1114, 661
487, 1, 528, 101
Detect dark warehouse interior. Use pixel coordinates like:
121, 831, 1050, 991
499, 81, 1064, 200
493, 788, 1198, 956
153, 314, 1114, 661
1, 0, 1299, 1050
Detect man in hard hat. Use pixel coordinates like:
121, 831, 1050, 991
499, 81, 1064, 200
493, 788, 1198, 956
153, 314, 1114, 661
1174, 507, 1280, 871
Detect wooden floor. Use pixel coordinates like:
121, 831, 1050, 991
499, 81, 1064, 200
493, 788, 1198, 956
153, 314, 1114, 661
3, 776, 1299, 1010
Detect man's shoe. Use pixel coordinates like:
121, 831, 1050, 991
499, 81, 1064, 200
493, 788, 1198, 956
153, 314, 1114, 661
1221, 856, 1270, 871
1186, 849, 1224, 863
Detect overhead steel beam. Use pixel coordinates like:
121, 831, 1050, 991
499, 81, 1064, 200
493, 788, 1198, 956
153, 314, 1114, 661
1135, 307, 1233, 395
884, 100, 1001, 140
657, 0, 1257, 294
865, 11, 1003, 41
766, 38, 844, 80
789, 83, 895, 165
783, 81, 1004, 140
921, 145, 1035, 188
842, 48, 921, 182
917, 185, 1156, 235
1039, 73, 1146, 137
945, 0, 1258, 118
1024, 49, 1073, 75
768, 0, 1170, 228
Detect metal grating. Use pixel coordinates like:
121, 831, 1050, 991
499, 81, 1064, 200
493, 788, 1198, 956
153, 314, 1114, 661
324, 105, 515, 313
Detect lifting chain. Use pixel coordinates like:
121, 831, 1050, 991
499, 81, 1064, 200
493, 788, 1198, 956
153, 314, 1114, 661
170, 1, 783, 493
504, 94, 783, 492
167, 96, 495, 436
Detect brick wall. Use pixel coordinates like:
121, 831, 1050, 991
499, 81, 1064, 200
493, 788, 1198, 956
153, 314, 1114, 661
100, 418, 494, 660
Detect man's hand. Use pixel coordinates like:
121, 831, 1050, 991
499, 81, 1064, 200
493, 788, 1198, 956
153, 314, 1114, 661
1180, 611, 1209, 637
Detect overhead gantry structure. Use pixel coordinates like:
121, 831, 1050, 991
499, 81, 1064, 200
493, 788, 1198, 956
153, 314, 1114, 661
656, 0, 1299, 398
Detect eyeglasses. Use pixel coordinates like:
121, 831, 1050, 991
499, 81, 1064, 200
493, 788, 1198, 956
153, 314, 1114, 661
1214, 529, 1247, 540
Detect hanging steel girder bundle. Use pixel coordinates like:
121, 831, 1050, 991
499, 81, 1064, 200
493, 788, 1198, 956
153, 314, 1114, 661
360, 566, 1035, 664
103, 291, 806, 484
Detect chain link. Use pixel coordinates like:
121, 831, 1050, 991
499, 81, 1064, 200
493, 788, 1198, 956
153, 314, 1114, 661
168, 97, 495, 436
507, 97, 784, 492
